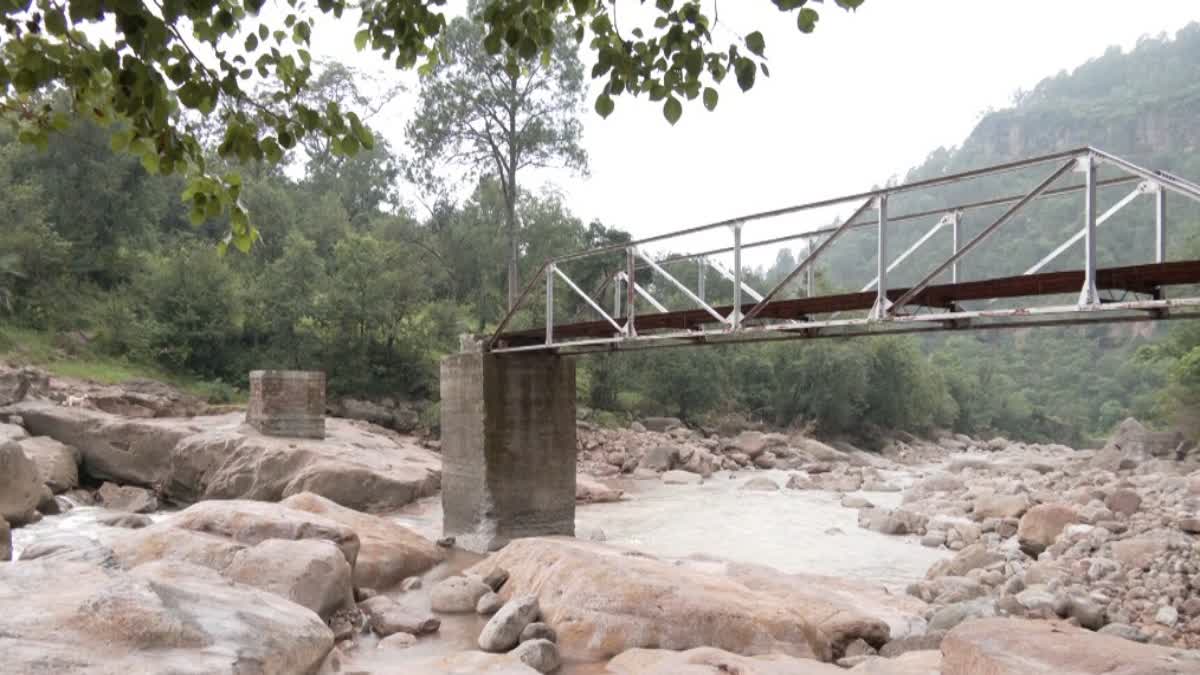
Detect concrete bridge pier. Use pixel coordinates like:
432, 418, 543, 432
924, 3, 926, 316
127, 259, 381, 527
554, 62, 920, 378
439, 350, 576, 552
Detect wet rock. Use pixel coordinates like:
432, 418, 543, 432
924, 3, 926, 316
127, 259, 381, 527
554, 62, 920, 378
483, 567, 510, 592
859, 507, 927, 536
18, 535, 115, 565
921, 532, 946, 548
0, 517, 9, 561
0, 558, 332, 673
576, 474, 624, 503
785, 473, 814, 490
878, 631, 945, 658
225, 538, 354, 618
479, 594, 541, 652
17, 436, 79, 493
96, 512, 153, 529
1017, 503, 1080, 556
477, 591, 503, 615
511, 638, 560, 673
662, 470, 702, 485
359, 595, 440, 636
431, 575, 492, 613
281, 491, 443, 590
926, 543, 1003, 579
741, 476, 780, 491
1099, 622, 1146, 642
377, 632, 417, 650
35, 485, 59, 515
520, 622, 557, 644
928, 598, 996, 632
941, 617, 1198, 674
97, 481, 158, 513
0, 440, 41, 524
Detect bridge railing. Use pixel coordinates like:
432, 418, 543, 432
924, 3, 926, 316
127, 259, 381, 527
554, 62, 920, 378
488, 146, 1200, 354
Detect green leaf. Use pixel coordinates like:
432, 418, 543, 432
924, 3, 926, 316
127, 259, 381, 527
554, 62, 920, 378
663, 96, 682, 125
702, 87, 718, 111
745, 31, 765, 57
141, 152, 160, 174
110, 130, 132, 152
797, 7, 819, 33
594, 93, 614, 118
245, 33, 258, 51
44, 8, 67, 35
354, 29, 370, 51
735, 58, 756, 91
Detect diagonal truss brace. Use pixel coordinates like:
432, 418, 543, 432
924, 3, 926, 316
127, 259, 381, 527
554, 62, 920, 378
706, 258, 764, 301
1023, 181, 1151, 276
889, 158, 1079, 315
552, 265, 626, 335
862, 213, 953, 293
636, 248, 730, 326
616, 272, 669, 313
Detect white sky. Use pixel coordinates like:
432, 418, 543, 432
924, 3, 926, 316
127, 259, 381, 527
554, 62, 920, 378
304, 0, 1197, 267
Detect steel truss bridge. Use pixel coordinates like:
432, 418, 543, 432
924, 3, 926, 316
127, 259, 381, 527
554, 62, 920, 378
489, 147, 1200, 355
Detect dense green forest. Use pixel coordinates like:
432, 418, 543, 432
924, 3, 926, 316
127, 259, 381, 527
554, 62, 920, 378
4, 23, 1200, 446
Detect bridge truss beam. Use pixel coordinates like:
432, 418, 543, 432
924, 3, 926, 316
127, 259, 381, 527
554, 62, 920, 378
489, 146, 1200, 354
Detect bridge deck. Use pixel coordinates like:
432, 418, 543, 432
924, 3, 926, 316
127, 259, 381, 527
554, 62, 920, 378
494, 261, 1200, 347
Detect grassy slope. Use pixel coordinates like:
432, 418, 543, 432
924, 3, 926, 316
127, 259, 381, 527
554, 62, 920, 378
0, 325, 243, 403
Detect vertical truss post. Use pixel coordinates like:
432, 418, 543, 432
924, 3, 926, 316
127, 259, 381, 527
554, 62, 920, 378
870, 195, 891, 320
950, 211, 962, 284
1079, 154, 1101, 307
545, 264, 554, 345
625, 247, 637, 336
698, 258, 706, 302
732, 222, 743, 330
1155, 185, 1167, 264
613, 271, 622, 318
805, 239, 815, 297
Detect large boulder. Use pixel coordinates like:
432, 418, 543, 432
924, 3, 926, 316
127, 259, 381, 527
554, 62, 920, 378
729, 431, 772, 459
6, 403, 441, 511
640, 445, 678, 472
224, 538, 354, 617
941, 617, 1200, 674
108, 499, 360, 618
0, 421, 27, 444
605, 647, 844, 674
0, 558, 333, 674
467, 538, 919, 662
1017, 503, 1079, 556
281, 491, 443, 590
0, 440, 41, 524
16, 436, 79, 493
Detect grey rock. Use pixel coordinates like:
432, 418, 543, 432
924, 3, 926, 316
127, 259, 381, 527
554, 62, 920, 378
477, 591, 503, 615
511, 638, 560, 674
1099, 622, 1147, 642
520, 622, 557, 644
0, 440, 41, 524
478, 594, 540, 652
0, 516, 9, 561
96, 512, 153, 529
431, 575, 491, 613
359, 596, 440, 636
96, 482, 158, 513
928, 598, 996, 632
483, 567, 509, 592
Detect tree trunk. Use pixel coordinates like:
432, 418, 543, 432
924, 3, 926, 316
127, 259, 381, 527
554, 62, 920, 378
506, 190, 518, 310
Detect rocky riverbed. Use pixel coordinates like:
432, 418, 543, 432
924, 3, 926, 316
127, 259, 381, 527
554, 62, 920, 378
3, 366, 1200, 674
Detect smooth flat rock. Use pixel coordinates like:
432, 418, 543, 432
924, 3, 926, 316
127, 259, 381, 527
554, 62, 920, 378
224, 538, 354, 617
605, 647, 844, 674
941, 617, 1200, 674
281, 491, 443, 589
577, 474, 625, 502
468, 537, 894, 662
0, 558, 332, 674
6, 403, 441, 511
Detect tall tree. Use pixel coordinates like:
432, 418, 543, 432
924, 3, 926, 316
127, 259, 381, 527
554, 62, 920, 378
408, 11, 586, 309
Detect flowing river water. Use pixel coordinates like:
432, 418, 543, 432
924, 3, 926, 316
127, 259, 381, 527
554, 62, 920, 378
11, 469, 948, 673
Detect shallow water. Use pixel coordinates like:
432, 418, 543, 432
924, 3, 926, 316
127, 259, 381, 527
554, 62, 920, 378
9, 502, 171, 559
392, 469, 946, 592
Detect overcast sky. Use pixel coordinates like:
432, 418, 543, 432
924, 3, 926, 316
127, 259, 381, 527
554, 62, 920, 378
308, 1, 1198, 267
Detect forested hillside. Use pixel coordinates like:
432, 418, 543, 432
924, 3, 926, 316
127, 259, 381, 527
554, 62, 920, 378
4, 25, 1200, 445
